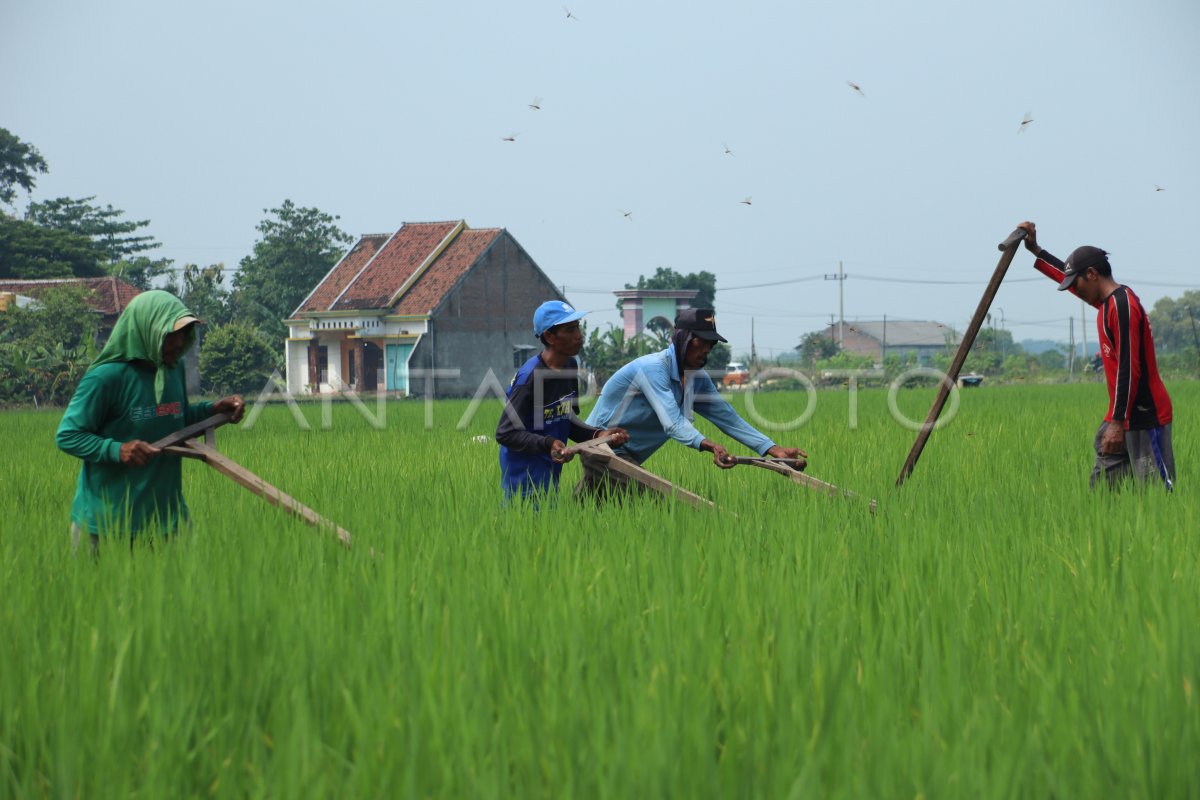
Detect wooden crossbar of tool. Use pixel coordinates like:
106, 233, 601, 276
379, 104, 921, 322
151, 412, 233, 449
561, 431, 623, 457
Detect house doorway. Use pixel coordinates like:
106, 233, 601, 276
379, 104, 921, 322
386, 343, 415, 393
361, 342, 382, 391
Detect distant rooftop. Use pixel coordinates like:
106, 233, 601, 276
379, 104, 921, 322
838, 320, 957, 346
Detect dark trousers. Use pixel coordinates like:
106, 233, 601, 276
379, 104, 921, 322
1090, 421, 1175, 490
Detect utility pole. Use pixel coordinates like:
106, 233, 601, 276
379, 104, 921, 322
825, 262, 846, 347
881, 314, 887, 364
1067, 316, 1075, 380
829, 313, 836, 344
1188, 306, 1200, 377
751, 317, 758, 373
997, 307, 1006, 361
839, 261, 845, 347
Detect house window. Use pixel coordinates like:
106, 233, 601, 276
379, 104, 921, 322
513, 345, 538, 368
317, 346, 328, 382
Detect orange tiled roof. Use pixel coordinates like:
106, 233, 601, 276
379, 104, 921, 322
393, 229, 503, 315
331, 222, 461, 311
0, 277, 141, 317
295, 234, 391, 314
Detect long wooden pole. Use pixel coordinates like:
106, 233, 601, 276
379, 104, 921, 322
571, 441, 715, 510
181, 441, 353, 546
895, 227, 1027, 488
158, 414, 355, 548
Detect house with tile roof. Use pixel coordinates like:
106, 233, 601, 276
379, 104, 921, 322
0, 276, 141, 343
285, 220, 567, 398
810, 319, 957, 366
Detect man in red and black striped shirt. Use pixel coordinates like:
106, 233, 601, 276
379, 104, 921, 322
1018, 221, 1174, 490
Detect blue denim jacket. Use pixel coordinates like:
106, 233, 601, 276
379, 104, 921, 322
585, 346, 774, 464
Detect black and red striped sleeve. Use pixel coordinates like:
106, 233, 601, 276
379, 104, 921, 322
1106, 288, 1142, 428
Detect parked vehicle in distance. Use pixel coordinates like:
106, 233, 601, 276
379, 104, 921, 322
723, 362, 750, 388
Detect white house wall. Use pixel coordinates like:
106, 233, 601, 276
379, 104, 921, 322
284, 317, 428, 394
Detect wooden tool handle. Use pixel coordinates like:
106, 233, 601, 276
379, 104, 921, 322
187, 441, 353, 547
899, 227, 1024, 487
997, 227, 1028, 251
732, 456, 807, 471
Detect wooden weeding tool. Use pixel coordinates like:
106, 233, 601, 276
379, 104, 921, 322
734, 456, 878, 512
160, 414, 353, 547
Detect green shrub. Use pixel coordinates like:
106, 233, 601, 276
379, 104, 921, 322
198, 322, 280, 396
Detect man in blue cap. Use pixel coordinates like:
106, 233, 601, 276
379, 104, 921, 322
495, 300, 628, 504
576, 308, 806, 499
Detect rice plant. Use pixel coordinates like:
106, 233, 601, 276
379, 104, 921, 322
2, 382, 1197, 797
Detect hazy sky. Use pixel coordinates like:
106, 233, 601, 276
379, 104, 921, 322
4, 0, 1198, 357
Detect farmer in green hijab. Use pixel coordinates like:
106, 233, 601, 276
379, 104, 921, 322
56, 290, 245, 552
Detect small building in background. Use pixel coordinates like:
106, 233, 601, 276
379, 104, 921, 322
614, 288, 698, 337
816, 319, 957, 366
286, 220, 565, 398
0, 277, 141, 346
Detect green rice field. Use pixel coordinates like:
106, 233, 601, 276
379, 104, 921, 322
3, 381, 1198, 797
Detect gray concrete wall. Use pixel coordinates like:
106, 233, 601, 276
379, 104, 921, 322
422, 232, 564, 398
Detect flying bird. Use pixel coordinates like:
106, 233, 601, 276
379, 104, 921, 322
620, 209, 633, 220
1018, 112, 1033, 133
846, 80, 865, 97
563, 6, 579, 20
500, 132, 519, 142
740, 196, 753, 206
722, 142, 735, 157
1154, 184, 1166, 192
528, 96, 542, 111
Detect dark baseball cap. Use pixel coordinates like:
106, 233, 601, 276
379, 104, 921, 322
674, 308, 728, 342
1057, 246, 1109, 291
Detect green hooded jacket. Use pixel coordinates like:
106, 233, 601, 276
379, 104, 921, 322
55, 290, 214, 537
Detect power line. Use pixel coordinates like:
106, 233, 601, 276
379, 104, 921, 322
719, 272, 1048, 291
566, 273, 1198, 297
853, 273, 1043, 285
721, 275, 825, 291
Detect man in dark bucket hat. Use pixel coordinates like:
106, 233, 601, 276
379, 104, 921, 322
1018, 222, 1175, 491
577, 308, 806, 499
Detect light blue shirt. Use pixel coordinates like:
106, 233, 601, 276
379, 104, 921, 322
585, 346, 775, 464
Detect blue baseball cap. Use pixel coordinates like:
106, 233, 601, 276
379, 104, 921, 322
533, 300, 587, 337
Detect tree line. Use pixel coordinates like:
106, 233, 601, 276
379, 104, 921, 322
4, 125, 1194, 405
1, 127, 352, 405
3, 128, 732, 405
